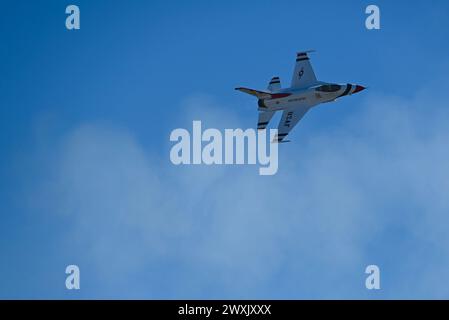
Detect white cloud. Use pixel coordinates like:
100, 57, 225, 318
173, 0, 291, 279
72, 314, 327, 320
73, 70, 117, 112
30, 85, 449, 298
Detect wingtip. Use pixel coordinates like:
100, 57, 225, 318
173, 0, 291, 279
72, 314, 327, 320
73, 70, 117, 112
271, 139, 291, 144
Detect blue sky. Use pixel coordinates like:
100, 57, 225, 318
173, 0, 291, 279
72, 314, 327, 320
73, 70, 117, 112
1, 0, 449, 299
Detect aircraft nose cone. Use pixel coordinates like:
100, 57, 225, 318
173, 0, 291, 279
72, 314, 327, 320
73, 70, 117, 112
353, 85, 366, 94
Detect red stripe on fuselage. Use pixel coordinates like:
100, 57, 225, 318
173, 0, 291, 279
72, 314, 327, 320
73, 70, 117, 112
269, 93, 291, 99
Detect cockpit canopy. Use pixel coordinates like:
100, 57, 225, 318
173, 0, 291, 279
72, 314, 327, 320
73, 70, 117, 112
315, 84, 342, 93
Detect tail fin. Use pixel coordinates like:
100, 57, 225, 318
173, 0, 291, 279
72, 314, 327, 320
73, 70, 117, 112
235, 87, 272, 99
267, 77, 281, 92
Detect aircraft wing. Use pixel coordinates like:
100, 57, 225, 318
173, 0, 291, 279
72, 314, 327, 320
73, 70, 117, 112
274, 106, 311, 143
291, 51, 318, 89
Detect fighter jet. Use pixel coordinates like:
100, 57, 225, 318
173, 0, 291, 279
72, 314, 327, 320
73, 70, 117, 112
236, 51, 366, 143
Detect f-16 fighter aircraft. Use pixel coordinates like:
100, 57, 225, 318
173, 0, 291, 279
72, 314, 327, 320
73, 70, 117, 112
236, 51, 366, 143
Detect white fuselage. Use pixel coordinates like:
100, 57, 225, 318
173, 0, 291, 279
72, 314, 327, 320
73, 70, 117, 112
258, 82, 358, 111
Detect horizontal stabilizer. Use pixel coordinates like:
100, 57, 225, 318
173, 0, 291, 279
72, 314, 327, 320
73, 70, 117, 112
257, 110, 276, 130
235, 87, 272, 99
267, 77, 281, 92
